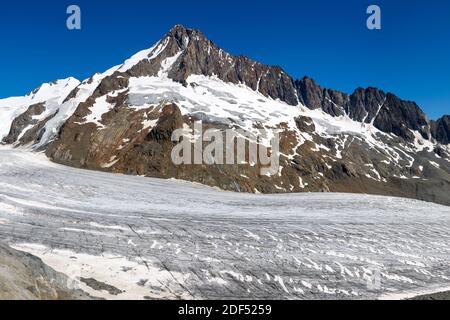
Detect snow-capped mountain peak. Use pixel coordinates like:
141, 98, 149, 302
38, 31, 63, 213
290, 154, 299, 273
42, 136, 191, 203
28, 77, 80, 99
116, 24, 196, 74
110, 25, 299, 106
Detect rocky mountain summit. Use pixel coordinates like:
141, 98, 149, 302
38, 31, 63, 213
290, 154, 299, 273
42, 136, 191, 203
1, 25, 449, 205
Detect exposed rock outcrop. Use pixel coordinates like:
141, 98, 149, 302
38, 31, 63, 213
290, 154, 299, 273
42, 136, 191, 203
2, 103, 46, 145
431, 115, 450, 145
0, 243, 91, 300
296, 77, 348, 117
295, 77, 431, 142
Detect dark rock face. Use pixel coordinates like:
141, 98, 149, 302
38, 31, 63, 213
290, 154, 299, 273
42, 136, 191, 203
295, 115, 316, 133
373, 94, 430, 141
146, 104, 183, 142
431, 116, 450, 144
2, 103, 45, 145
296, 77, 347, 117
296, 77, 431, 142
19, 113, 56, 147
347, 87, 386, 123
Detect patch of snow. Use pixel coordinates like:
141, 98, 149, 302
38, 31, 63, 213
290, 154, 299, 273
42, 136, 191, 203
82, 95, 115, 129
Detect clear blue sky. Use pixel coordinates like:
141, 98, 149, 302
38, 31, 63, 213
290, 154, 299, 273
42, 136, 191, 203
0, 0, 449, 119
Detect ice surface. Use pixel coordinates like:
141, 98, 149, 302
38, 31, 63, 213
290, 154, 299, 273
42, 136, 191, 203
0, 146, 449, 300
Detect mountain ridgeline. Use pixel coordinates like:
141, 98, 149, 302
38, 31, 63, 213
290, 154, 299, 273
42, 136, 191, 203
1, 25, 450, 205
106, 25, 445, 143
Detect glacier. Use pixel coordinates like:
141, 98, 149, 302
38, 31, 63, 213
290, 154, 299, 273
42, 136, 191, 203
0, 146, 449, 299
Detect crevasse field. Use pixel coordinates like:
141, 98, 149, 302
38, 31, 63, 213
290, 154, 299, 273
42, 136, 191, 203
0, 146, 449, 300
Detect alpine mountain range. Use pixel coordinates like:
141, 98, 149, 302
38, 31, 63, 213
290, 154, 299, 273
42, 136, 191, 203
1, 25, 450, 205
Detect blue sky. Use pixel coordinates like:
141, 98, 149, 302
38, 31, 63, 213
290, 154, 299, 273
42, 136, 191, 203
0, 0, 449, 119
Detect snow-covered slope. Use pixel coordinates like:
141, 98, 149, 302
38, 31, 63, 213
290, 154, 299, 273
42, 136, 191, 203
0, 77, 80, 141
34, 66, 120, 149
